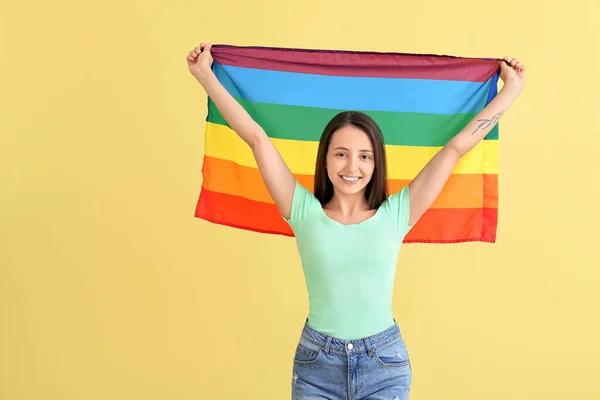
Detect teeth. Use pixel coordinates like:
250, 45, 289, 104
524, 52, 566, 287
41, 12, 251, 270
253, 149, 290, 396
342, 176, 359, 182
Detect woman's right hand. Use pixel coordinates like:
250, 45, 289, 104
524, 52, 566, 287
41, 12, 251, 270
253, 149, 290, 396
187, 42, 213, 79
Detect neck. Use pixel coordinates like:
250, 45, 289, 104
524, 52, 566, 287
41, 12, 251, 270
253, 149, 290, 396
325, 189, 370, 217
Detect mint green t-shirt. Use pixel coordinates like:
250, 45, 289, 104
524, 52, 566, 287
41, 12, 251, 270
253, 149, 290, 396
284, 181, 415, 340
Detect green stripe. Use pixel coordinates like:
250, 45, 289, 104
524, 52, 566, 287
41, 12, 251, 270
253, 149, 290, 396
207, 98, 499, 146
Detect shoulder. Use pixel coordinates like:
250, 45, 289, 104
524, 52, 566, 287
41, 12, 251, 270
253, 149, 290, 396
379, 185, 414, 239
282, 181, 320, 231
380, 185, 410, 213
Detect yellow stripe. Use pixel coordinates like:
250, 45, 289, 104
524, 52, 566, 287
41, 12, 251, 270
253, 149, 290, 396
205, 122, 498, 178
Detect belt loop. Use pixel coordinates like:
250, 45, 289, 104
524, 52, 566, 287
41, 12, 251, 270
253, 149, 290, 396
324, 336, 332, 354
364, 337, 375, 356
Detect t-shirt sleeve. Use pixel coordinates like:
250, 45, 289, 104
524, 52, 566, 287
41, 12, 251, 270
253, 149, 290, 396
381, 185, 417, 240
282, 181, 318, 232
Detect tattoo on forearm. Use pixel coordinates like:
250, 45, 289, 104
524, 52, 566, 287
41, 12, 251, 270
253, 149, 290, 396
471, 111, 504, 136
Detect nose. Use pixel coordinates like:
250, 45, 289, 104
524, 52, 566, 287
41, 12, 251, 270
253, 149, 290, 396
346, 155, 359, 172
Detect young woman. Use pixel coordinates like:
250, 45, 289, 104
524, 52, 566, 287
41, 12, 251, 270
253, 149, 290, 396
187, 43, 525, 400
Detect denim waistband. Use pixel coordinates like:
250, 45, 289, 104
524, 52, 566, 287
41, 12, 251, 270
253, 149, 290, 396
299, 318, 403, 356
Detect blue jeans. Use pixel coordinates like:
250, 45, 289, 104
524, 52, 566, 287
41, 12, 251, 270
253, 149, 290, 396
292, 318, 412, 400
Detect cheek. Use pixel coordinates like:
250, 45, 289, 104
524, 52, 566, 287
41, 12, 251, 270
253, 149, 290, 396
325, 159, 335, 179
326, 168, 335, 181
362, 162, 375, 177
326, 157, 341, 173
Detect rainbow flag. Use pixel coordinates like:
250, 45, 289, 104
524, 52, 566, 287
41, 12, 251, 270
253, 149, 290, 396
196, 44, 501, 243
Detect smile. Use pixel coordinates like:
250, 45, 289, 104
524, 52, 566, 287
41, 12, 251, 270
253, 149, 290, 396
340, 176, 361, 184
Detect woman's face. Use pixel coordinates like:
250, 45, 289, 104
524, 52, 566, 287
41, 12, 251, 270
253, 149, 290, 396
325, 125, 375, 198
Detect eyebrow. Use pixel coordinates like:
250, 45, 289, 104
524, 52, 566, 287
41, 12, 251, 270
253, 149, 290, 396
332, 146, 373, 153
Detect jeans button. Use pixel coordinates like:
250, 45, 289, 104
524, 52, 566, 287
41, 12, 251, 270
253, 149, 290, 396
347, 343, 353, 350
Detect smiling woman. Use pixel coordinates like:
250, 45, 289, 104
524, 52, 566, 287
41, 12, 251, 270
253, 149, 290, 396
187, 42, 526, 399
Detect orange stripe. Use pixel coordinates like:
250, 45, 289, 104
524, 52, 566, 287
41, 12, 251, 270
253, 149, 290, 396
195, 188, 497, 243
201, 156, 498, 209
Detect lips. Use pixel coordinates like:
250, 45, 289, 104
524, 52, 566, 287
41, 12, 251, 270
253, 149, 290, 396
340, 175, 360, 184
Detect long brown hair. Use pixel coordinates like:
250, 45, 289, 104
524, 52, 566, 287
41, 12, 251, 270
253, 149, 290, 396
314, 111, 388, 209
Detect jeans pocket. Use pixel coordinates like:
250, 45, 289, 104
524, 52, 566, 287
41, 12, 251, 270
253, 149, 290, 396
374, 337, 410, 367
293, 343, 322, 365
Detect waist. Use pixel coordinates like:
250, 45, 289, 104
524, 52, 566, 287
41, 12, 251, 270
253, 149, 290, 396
299, 317, 402, 356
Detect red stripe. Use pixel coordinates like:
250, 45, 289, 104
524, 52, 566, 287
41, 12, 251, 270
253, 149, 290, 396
211, 44, 499, 82
480, 207, 498, 243
195, 189, 497, 243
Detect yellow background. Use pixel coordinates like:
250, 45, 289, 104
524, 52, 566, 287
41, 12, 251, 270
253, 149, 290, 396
2, 0, 599, 399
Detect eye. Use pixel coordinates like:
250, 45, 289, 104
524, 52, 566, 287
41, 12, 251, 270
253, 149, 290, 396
335, 152, 347, 158
361, 154, 372, 160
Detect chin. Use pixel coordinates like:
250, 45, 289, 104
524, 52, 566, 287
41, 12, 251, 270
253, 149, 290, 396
337, 186, 366, 196
332, 180, 369, 196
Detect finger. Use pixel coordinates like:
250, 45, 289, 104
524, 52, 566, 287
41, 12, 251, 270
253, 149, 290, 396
510, 58, 518, 66
515, 62, 522, 70
521, 64, 526, 72
205, 43, 213, 52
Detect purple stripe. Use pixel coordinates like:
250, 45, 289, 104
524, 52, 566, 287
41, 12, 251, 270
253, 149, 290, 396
211, 44, 500, 82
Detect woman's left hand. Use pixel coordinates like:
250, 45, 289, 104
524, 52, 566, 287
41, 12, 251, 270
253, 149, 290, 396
498, 56, 526, 91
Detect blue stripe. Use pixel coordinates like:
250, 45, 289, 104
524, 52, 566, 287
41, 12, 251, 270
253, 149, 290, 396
483, 72, 500, 140
213, 63, 494, 115
485, 72, 500, 105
